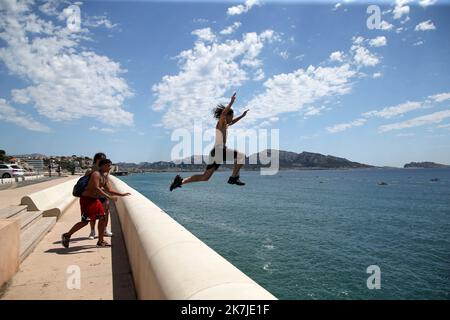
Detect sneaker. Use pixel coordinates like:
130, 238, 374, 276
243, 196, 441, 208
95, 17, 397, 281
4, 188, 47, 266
228, 175, 245, 186
88, 230, 95, 240
104, 230, 113, 237
61, 233, 70, 248
170, 175, 183, 191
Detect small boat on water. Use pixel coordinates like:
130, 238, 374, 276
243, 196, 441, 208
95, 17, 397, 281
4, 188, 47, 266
430, 178, 440, 182
378, 181, 388, 186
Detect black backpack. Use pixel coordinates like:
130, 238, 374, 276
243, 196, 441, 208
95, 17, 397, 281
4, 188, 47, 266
72, 174, 90, 197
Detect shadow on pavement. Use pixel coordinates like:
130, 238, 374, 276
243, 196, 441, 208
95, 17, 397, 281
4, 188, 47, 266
45, 245, 97, 254
109, 202, 137, 300
52, 236, 91, 244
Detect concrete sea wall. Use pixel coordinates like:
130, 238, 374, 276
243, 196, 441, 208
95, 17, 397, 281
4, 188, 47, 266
0, 219, 20, 287
109, 175, 276, 300
21, 177, 78, 219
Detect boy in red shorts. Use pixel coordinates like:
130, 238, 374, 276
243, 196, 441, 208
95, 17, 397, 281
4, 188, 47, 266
61, 159, 130, 247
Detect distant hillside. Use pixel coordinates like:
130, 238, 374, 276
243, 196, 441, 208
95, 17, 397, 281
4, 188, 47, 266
404, 162, 450, 168
248, 150, 373, 169
13, 153, 47, 158
116, 150, 373, 172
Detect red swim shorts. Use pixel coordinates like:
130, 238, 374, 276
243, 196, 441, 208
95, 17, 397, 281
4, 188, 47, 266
80, 196, 105, 222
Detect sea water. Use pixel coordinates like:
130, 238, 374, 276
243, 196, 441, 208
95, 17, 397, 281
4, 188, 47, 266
118, 169, 450, 299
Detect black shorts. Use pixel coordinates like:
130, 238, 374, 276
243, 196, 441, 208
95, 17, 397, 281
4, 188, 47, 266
206, 146, 238, 171
98, 196, 108, 204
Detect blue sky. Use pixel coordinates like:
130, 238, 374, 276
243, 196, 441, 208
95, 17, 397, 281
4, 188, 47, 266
0, 0, 449, 167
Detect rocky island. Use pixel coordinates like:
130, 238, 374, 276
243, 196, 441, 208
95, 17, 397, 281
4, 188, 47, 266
404, 162, 450, 169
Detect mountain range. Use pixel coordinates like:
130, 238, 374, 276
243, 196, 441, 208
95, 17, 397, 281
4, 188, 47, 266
116, 150, 374, 172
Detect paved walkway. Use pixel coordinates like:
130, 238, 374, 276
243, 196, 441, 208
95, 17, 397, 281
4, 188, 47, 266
0, 179, 136, 300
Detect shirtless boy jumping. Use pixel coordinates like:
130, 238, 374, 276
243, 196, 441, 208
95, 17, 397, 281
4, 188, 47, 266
170, 93, 249, 191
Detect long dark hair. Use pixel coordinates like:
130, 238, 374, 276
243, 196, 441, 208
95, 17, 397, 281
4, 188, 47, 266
93, 152, 106, 164
213, 104, 233, 119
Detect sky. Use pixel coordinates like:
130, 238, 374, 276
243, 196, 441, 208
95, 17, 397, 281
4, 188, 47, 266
0, 0, 449, 167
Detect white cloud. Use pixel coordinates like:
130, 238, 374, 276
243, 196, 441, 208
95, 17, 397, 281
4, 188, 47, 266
352, 46, 380, 67
330, 51, 344, 62
304, 106, 325, 118
242, 64, 357, 124
393, 0, 411, 20
326, 118, 367, 133
220, 22, 242, 35
259, 29, 280, 43
419, 0, 437, 7
193, 18, 209, 24
373, 72, 382, 78
89, 126, 117, 133
0, 0, 31, 13
152, 30, 277, 129
0, 1, 134, 128
333, 3, 342, 11
415, 20, 436, 31
437, 123, 450, 130
227, 0, 261, 16
353, 36, 365, 45
39, 0, 64, 16
279, 50, 289, 60
327, 91, 450, 134
269, 116, 279, 122
369, 36, 387, 47
253, 68, 265, 81
230, 36, 386, 128
429, 92, 450, 103
363, 101, 423, 119
400, 16, 411, 25
153, 26, 385, 131
0, 99, 50, 132
380, 20, 394, 31
84, 15, 117, 29
350, 36, 380, 67
192, 28, 216, 42
363, 92, 450, 119
379, 110, 450, 132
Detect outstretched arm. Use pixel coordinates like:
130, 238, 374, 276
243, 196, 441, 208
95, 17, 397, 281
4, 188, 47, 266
104, 180, 131, 197
230, 109, 249, 126
219, 93, 237, 125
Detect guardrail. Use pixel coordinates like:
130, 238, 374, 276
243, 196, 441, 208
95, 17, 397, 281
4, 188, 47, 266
109, 175, 276, 300
0, 174, 45, 184
23, 175, 44, 181
0, 177, 16, 184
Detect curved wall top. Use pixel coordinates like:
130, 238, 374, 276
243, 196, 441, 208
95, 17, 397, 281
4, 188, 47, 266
21, 177, 78, 219
109, 175, 277, 300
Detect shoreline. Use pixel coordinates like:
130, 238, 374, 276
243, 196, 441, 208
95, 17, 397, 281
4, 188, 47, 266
114, 166, 450, 175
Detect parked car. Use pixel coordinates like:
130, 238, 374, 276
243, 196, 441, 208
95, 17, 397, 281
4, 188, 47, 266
0, 163, 25, 178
